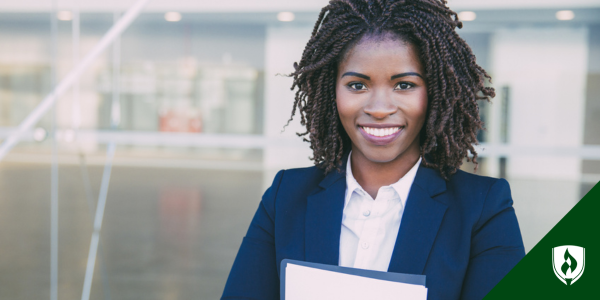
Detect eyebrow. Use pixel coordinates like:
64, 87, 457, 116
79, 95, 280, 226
391, 72, 423, 80
341, 72, 370, 80
341, 71, 424, 80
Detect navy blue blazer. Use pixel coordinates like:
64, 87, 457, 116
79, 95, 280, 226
222, 161, 525, 300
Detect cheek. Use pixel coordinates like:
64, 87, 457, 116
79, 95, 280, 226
405, 92, 428, 125
336, 102, 353, 134
335, 88, 357, 124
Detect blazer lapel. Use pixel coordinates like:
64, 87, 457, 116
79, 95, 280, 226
305, 166, 346, 266
388, 165, 448, 275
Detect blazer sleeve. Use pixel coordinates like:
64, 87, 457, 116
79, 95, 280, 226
460, 178, 526, 300
221, 170, 284, 300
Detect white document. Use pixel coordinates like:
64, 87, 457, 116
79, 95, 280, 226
285, 263, 428, 300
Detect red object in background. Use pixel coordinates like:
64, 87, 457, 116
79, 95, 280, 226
158, 187, 203, 255
159, 109, 202, 133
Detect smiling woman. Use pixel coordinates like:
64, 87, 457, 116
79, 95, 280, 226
222, 1, 525, 300
336, 34, 428, 198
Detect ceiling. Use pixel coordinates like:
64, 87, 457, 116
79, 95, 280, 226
1, 0, 599, 13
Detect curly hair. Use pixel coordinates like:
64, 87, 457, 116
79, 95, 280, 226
287, 0, 495, 180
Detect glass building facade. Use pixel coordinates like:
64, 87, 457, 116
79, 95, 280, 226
0, 2, 599, 299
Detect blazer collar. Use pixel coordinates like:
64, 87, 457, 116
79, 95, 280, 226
305, 153, 449, 274
387, 165, 448, 275
305, 152, 348, 265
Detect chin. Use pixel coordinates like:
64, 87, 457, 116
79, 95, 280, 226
362, 148, 404, 164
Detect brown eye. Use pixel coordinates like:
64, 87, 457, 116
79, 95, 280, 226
348, 82, 367, 90
395, 82, 414, 90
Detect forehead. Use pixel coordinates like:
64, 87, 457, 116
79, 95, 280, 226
338, 35, 422, 73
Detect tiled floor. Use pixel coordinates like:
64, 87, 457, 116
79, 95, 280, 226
0, 162, 263, 300
0, 161, 590, 300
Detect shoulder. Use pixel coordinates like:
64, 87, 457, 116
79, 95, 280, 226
259, 166, 328, 223
264, 165, 326, 203
446, 168, 511, 203
278, 165, 325, 181
440, 168, 514, 228
449, 168, 502, 188
271, 165, 324, 190
413, 165, 509, 203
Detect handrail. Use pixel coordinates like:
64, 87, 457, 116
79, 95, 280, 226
1, 128, 599, 159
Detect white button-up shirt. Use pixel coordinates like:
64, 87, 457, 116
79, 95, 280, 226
339, 152, 421, 272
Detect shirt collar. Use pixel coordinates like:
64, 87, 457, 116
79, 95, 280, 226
344, 151, 422, 209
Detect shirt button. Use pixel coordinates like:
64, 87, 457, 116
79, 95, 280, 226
361, 242, 369, 249
362, 210, 371, 217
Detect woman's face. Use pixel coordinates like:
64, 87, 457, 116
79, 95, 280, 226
336, 35, 428, 164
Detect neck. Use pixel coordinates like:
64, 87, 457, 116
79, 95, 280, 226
350, 146, 420, 199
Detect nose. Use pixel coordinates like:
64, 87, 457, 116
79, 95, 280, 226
363, 89, 397, 119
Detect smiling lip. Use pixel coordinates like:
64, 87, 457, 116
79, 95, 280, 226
358, 124, 404, 146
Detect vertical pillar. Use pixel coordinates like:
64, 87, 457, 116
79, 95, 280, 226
490, 27, 589, 251
491, 27, 589, 181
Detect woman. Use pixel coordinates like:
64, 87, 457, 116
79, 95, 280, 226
222, 0, 525, 299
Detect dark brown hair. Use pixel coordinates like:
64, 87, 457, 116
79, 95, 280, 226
288, 0, 494, 180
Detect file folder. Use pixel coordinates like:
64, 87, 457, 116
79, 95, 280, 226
281, 259, 427, 300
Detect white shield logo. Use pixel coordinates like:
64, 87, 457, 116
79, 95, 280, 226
552, 245, 585, 285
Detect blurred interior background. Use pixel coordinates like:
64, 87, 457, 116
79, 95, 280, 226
0, 0, 599, 299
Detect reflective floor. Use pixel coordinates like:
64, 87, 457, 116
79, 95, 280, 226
0, 162, 263, 300
0, 162, 590, 300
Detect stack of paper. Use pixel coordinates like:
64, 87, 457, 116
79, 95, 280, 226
281, 259, 428, 300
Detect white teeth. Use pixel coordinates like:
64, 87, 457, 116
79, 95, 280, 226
362, 126, 400, 137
